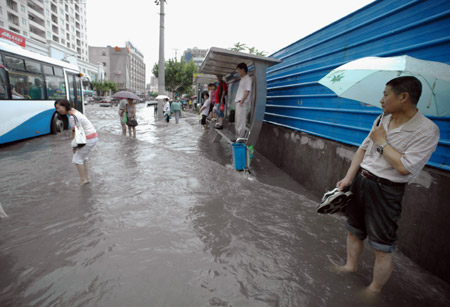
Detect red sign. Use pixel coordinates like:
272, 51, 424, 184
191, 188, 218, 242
0, 28, 26, 47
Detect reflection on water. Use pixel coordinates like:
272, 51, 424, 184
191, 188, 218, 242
0, 104, 449, 306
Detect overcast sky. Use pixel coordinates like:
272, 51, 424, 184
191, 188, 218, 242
86, 0, 374, 83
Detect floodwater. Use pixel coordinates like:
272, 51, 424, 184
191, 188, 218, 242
0, 104, 449, 307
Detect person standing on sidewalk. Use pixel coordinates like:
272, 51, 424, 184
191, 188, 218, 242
171, 99, 182, 124
55, 98, 98, 186
335, 76, 439, 294
163, 98, 171, 123
199, 91, 211, 130
234, 63, 252, 139
215, 75, 227, 130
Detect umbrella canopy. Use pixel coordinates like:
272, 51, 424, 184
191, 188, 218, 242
155, 94, 170, 100
318, 55, 450, 117
112, 91, 140, 100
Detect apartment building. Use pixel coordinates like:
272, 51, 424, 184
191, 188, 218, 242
0, 0, 101, 82
182, 47, 208, 69
89, 42, 146, 96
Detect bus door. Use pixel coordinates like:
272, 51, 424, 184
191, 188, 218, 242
67, 72, 83, 112
0, 64, 10, 99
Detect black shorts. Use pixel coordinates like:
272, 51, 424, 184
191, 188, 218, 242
201, 114, 207, 125
345, 172, 406, 253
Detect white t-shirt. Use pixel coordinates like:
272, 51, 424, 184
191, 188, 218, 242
201, 98, 211, 116
235, 74, 252, 104
70, 110, 96, 137
163, 101, 170, 112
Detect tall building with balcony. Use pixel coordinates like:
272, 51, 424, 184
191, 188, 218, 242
182, 47, 208, 69
89, 42, 146, 97
0, 0, 100, 83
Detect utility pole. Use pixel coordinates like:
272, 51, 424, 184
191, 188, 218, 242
156, 0, 165, 119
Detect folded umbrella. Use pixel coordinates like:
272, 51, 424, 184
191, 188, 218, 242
318, 55, 450, 117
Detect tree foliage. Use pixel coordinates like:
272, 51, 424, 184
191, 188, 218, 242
92, 80, 118, 96
230, 42, 267, 56
152, 58, 197, 97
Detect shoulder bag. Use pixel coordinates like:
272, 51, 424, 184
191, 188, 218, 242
71, 115, 87, 148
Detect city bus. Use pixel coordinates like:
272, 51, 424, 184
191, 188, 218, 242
0, 40, 84, 144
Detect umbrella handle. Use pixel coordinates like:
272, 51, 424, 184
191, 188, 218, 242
426, 80, 436, 110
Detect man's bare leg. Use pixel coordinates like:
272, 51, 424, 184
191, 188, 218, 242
343, 232, 363, 272
367, 250, 393, 293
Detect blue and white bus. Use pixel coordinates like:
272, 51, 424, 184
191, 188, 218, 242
0, 40, 84, 144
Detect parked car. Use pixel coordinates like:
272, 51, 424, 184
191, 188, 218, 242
99, 97, 113, 107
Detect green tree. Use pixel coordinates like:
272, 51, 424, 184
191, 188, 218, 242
92, 80, 118, 96
230, 42, 247, 52
230, 43, 267, 56
152, 58, 197, 98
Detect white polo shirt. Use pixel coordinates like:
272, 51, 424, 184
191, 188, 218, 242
360, 111, 440, 183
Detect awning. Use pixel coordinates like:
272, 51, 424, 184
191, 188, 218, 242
193, 73, 217, 85
199, 47, 281, 77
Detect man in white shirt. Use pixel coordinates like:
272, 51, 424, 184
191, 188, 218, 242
163, 98, 171, 123
199, 91, 211, 130
234, 63, 252, 139
336, 76, 440, 294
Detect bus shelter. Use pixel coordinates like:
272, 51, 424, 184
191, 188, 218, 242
199, 47, 281, 146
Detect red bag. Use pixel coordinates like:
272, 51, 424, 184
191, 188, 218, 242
220, 103, 225, 111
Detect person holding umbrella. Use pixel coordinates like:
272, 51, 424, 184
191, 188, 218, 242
112, 91, 140, 137
335, 76, 440, 294
125, 98, 137, 138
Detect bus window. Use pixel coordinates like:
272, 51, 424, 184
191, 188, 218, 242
43, 65, 53, 75
4, 55, 25, 71
25, 60, 41, 74
67, 73, 82, 111
46, 75, 66, 100
0, 66, 8, 99
54, 67, 63, 77
28, 75, 45, 100
9, 71, 30, 99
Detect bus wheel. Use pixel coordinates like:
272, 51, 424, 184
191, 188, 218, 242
51, 113, 65, 134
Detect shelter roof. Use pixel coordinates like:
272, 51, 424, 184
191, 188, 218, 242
199, 47, 281, 76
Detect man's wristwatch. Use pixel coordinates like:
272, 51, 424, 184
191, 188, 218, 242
377, 142, 389, 154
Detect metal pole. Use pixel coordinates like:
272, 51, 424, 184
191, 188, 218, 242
157, 0, 165, 119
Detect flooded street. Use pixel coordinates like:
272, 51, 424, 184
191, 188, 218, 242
1, 104, 449, 307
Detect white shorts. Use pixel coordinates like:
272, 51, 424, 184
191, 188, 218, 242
72, 137, 98, 165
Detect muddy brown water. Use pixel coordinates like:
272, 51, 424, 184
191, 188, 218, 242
0, 104, 449, 306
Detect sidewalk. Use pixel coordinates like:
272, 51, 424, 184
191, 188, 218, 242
0, 104, 449, 306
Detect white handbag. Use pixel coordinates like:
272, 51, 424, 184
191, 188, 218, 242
71, 115, 87, 148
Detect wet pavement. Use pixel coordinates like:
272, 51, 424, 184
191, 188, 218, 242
0, 104, 449, 307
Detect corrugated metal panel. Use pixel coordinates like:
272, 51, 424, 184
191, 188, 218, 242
265, 0, 450, 171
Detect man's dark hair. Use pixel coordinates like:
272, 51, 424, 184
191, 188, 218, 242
236, 63, 248, 73
202, 91, 209, 98
54, 98, 71, 111
386, 76, 422, 105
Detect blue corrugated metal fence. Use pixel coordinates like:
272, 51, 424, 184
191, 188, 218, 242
265, 0, 450, 171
